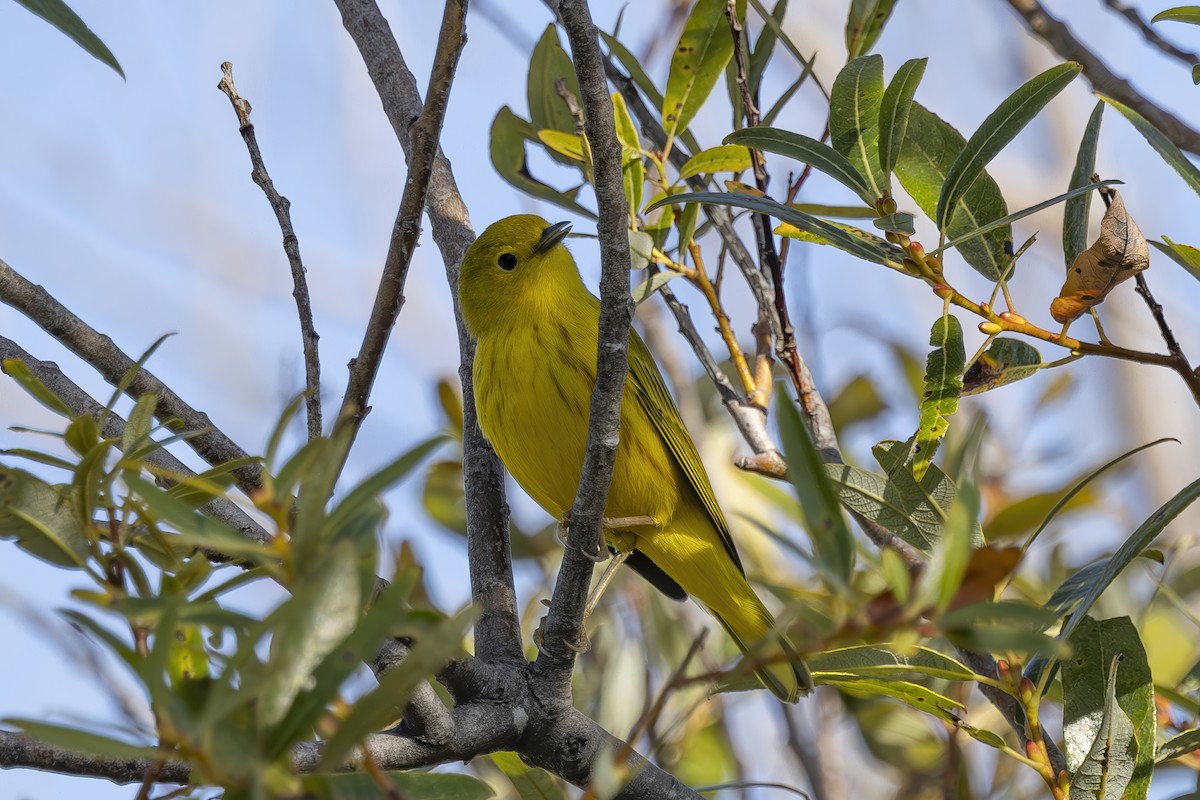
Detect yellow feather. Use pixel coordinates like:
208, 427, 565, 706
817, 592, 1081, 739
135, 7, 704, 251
460, 214, 811, 702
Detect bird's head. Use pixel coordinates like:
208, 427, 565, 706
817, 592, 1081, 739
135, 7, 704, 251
459, 214, 579, 337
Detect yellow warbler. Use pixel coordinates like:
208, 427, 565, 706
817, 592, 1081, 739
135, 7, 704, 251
459, 214, 810, 703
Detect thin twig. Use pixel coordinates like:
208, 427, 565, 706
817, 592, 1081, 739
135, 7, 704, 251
0, 258, 265, 497
217, 62, 323, 441
331, 0, 468, 469
1004, 0, 1200, 156
334, 0, 523, 669
535, 0, 635, 697
1100, 0, 1200, 67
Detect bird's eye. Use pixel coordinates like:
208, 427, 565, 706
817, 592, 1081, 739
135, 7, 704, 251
498, 253, 518, 271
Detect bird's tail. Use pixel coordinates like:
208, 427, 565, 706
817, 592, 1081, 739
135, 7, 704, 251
713, 605, 813, 704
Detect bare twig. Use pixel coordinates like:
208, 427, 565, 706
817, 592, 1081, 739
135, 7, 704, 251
331, 0, 467, 466
1101, 0, 1200, 67
1004, 0, 1200, 156
333, 0, 523, 664
535, 0, 634, 696
217, 62, 323, 441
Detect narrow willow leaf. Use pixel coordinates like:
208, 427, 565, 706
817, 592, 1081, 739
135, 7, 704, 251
325, 437, 444, 541
2, 719, 147, 760
962, 338, 1041, 395
0, 468, 89, 568
14, 0, 124, 78
651, 190, 906, 267
872, 212, 914, 234
600, 34, 704, 159
121, 394, 158, 455
830, 55, 887, 199
845, 0, 899, 60
631, 270, 681, 304
663, 0, 746, 142
528, 25, 580, 136
493, 751, 568, 800
896, 104, 1010, 279
917, 483, 977, 615
1152, 6, 1200, 24
1064, 102, 1106, 267
1151, 236, 1200, 283
304, 771, 496, 800
624, 157, 645, 220
489, 107, 596, 219
816, 676, 962, 723
1157, 728, 1200, 763
809, 644, 975, 681
2, 359, 72, 417
775, 216, 905, 269
678, 145, 753, 180
879, 58, 927, 178
748, 0, 787, 95
929, 179, 1120, 259
939, 600, 1066, 656
778, 391, 854, 584
1102, 95, 1200, 198
725, 127, 874, 203
1063, 617, 1154, 798
611, 91, 641, 157
936, 63, 1080, 232
1058, 476, 1200, 640
914, 314, 965, 480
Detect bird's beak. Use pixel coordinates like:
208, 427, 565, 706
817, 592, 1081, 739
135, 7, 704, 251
533, 221, 572, 254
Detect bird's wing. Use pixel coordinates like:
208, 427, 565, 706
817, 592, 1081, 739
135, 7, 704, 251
626, 329, 745, 575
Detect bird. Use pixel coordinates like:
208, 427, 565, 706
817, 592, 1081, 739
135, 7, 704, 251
458, 213, 811, 703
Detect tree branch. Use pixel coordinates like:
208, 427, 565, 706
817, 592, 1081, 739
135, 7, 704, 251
1100, 0, 1200, 68
333, 0, 524, 664
217, 61, 323, 441
534, 0, 634, 695
1004, 0, 1200, 157
0, 337, 271, 547
0, 258, 264, 497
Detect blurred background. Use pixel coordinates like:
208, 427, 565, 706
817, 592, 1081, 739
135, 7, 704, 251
2, 0, 1200, 797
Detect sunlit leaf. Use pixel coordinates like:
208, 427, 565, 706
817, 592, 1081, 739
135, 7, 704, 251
913, 314, 964, 480
830, 55, 886, 198
663, 0, 746, 141
724, 127, 873, 203
1064, 101, 1106, 267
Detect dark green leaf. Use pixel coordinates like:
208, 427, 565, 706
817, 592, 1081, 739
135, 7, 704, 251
489, 107, 596, 219
845, 0, 899, 60
936, 63, 1080, 232
872, 212, 914, 235
748, 0, 787, 96
962, 337, 1041, 396
879, 58, 927, 178
939, 600, 1067, 656
1064, 102, 1106, 268
914, 314, 964, 480
777, 390, 854, 584
13, 0, 124, 78
663, 0, 746, 141
724, 127, 874, 203
830, 55, 887, 198
896, 104, 1010, 279
528, 25, 580, 137
304, 771, 495, 800
1102, 95, 1200, 198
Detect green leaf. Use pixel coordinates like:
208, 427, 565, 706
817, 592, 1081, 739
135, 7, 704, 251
916, 482, 977, 615
878, 58, 927, 179
1064, 101, 1106, 268
2, 359, 73, 417
259, 540, 363, 726
528, 25, 580, 136
537, 129, 585, 163
489, 107, 596, 219
1151, 236, 1200, 283
844, 0, 899, 60
827, 374, 886, 430
930, 179, 1120, 260
872, 212, 914, 235
1101, 94, 1200, 198
809, 644, 975, 681
724, 127, 874, 203
1065, 618, 1152, 799
13, 0, 124, 78
936, 63, 1080, 232
325, 436, 444, 542
1152, 6, 1200, 24
653, 190, 906, 267
817, 676, 962, 723
121, 394, 158, 456
663, 0, 746, 142
962, 337, 1041, 396
2, 719, 147, 760
632, 269, 682, 305
830, 55, 886, 199
316, 606, 475, 772
896, 103, 1011, 279
1157, 728, 1200, 763
1057, 475, 1200, 641
873, 438, 982, 545
777, 390, 854, 584
939, 600, 1067, 656
304, 771, 495, 800
492, 751, 568, 800
913, 314, 964, 480
611, 91, 641, 158
748, 0, 787, 96
0, 468, 89, 568
678, 145, 753, 180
